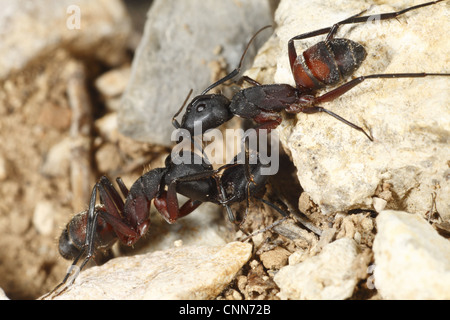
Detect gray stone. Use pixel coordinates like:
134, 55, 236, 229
119, 0, 273, 146
373, 210, 450, 299
49, 242, 253, 300
247, 0, 449, 217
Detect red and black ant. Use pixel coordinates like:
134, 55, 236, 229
43, 146, 298, 298
173, 0, 449, 142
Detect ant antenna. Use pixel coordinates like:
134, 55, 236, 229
172, 89, 208, 160
172, 89, 193, 129
201, 25, 272, 95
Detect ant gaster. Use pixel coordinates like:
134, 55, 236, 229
174, 0, 449, 142
45, 148, 288, 298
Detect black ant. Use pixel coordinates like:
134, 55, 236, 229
173, 0, 449, 142
43, 145, 297, 298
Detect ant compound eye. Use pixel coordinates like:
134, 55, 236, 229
196, 104, 206, 112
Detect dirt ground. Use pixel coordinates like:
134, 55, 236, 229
0, 50, 155, 299
0, 1, 153, 300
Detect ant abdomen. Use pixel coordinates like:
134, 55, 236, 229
292, 39, 367, 89
58, 208, 117, 260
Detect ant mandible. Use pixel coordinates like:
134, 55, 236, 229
43, 145, 294, 298
173, 0, 449, 142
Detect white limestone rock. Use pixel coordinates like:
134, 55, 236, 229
48, 242, 252, 300
0, 288, 9, 300
274, 238, 361, 300
373, 210, 450, 299
248, 0, 450, 217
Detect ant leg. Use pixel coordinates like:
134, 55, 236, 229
236, 75, 262, 87
315, 72, 450, 104
155, 167, 228, 223
302, 105, 373, 141
324, 0, 443, 41
239, 197, 290, 242
288, 0, 443, 67
253, 111, 283, 133
240, 137, 257, 227
97, 176, 124, 214
41, 185, 101, 299
154, 191, 203, 224
217, 183, 239, 224
335, 0, 444, 27
96, 178, 141, 245
287, 10, 368, 67
325, 9, 369, 41
82, 185, 101, 264
304, 72, 449, 140
40, 247, 87, 299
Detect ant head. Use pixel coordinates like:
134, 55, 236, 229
181, 94, 233, 135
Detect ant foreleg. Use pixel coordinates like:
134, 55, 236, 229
154, 189, 203, 224
240, 137, 257, 227
115, 177, 129, 198
253, 111, 283, 133
334, 0, 444, 30
325, 0, 444, 41
41, 185, 101, 299
325, 9, 369, 41
95, 177, 142, 245
237, 75, 262, 87
177, 164, 238, 223
97, 176, 125, 214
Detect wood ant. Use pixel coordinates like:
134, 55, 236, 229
43, 146, 295, 298
173, 0, 449, 142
